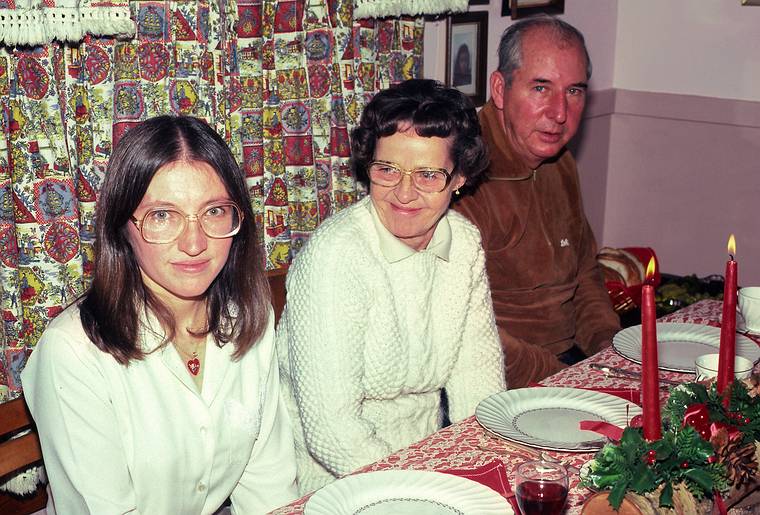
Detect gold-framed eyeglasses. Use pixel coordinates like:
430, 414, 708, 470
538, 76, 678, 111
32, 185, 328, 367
368, 160, 453, 193
130, 202, 243, 244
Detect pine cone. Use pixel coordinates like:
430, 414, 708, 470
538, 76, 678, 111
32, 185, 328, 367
713, 428, 758, 487
744, 375, 760, 397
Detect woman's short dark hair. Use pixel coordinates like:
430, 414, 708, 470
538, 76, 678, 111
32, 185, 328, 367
79, 115, 270, 365
351, 79, 489, 190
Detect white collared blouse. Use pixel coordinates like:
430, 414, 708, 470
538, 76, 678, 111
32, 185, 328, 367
21, 304, 297, 514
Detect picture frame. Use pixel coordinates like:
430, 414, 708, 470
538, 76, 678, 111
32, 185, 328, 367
446, 11, 488, 107
502, 0, 565, 19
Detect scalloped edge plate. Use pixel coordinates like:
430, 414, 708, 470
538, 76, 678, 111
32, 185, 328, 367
613, 322, 760, 372
475, 388, 641, 452
304, 470, 512, 515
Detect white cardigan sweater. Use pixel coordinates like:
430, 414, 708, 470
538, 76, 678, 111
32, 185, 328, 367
277, 197, 506, 494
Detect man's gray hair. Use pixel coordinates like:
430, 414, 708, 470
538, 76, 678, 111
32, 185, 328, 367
497, 16, 592, 88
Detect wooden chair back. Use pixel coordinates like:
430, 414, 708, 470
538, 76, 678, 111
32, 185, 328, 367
0, 395, 47, 514
0, 396, 42, 479
267, 269, 288, 325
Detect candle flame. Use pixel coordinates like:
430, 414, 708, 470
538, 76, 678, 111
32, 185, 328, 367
646, 257, 656, 281
727, 234, 736, 257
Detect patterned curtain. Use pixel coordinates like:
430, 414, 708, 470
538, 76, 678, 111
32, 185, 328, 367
0, 0, 423, 401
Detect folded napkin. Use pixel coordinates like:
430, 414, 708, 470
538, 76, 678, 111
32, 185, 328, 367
529, 383, 636, 443
578, 420, 624, 441
529, 382, 641, 405
439, 460, 520, 513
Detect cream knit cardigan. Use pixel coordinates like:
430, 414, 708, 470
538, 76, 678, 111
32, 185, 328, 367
277, 197, 506, 494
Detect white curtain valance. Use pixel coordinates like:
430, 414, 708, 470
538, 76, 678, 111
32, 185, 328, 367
0, 0, 133, 46
354, 0, 468, 19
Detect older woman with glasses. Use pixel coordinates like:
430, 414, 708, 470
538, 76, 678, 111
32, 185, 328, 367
22, 116, 297, 513
277, 79, 506, 493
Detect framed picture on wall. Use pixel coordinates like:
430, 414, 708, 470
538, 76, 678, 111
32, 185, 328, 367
446, 11, 488, 107
502, 0, 565, 19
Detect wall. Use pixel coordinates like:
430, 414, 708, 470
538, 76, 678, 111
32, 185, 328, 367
614, 0, 760, 102
603, 91, 760, 282
607, 1, 760, 282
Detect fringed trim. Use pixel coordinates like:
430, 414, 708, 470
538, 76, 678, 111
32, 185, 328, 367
353, 0, 468, 19
0, 464, 46, 496
0, 6, 134, 46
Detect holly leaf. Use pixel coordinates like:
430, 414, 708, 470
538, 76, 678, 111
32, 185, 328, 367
630, 464, 656, 492
684, 468, 714, 491
609, 479, 628, 510
659, 482, 674, 508
650, 437, 672, 456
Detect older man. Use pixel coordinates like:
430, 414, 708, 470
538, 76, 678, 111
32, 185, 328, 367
454, 17, 619, 388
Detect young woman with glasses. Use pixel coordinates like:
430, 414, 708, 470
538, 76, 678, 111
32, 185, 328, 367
22, 116, 297, 514
277, 79, 507, 494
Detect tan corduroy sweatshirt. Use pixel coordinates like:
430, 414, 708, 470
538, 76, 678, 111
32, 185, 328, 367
454, 100, 620, 388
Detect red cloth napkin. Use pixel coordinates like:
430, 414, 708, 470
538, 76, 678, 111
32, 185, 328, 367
439, 459, 520, 513
578, 420, 624, 441
529, 382, 641, 405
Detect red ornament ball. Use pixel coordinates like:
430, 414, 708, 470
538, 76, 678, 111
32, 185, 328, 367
683, 403, 712, 440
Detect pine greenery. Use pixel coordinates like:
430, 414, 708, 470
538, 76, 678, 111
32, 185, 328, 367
582, 378, 760, 510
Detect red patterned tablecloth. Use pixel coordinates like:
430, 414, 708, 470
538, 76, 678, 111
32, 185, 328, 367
270, 300, 749, 514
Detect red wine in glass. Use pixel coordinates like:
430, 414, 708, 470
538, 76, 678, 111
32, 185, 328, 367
516, 480, 568, 515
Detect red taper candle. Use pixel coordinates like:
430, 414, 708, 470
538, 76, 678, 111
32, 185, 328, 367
717, 234, 738, 394
641, 258, 661, 441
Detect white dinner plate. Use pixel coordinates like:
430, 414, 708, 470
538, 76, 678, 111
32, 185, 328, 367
475, 387, 641, 452
304, 470, 511, 515
613, 322, 760, 372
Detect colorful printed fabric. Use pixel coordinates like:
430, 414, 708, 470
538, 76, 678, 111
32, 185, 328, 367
0, 0, 423, 399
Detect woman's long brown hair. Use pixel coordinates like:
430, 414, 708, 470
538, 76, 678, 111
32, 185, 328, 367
79, 116, 270, 364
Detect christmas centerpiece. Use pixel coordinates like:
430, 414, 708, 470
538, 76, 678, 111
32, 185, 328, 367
582, 237, 760, 513
581, 378, 760, 513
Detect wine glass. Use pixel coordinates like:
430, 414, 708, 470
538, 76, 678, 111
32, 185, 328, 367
514, 460, 569, 515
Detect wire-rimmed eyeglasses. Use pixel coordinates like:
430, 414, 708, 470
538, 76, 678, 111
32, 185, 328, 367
368, 160, 453, 193
130, 202, 243, 244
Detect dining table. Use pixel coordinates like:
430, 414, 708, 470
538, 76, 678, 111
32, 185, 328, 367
269, 299, 759, 514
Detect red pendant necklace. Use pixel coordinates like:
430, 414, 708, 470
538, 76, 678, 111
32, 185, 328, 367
176, 345, 201, 376
186, 351, 201, 376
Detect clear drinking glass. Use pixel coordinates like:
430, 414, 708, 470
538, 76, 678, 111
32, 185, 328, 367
514, 460, 569, 515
